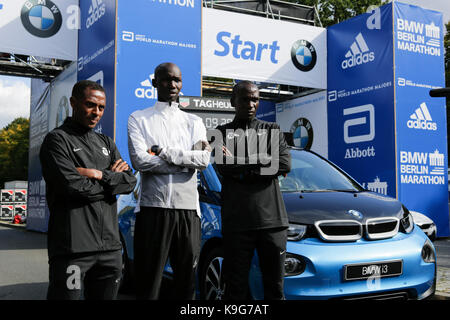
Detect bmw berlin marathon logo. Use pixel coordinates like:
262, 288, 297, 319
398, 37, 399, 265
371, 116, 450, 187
21, 0, 62, 38
290, 118, 313, 150
291, 40, 317, 72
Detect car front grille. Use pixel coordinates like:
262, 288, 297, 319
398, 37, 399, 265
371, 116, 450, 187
365, 217, 399, 240
314, 220, 363, 242
314, 217, 400, 242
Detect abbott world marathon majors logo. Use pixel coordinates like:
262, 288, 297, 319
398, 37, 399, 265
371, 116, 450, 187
86, 0, 106, 29
407, 102, 437, 131
21, 0, 62, 38
341, 33, 375, 69
290, 40, 317, 72
400, 149, 445, 185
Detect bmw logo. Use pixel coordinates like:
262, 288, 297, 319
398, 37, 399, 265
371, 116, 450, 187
21, 0, 62, 38
347, 210, 363, 220
290, 118, 313, 150
291, 40, 317, 72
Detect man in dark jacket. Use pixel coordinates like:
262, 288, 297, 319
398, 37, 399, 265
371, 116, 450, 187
215, 81, 291, 300
40, 80, 137, 300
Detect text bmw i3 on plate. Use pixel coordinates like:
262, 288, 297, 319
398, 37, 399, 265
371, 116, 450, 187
118, 148, 436, 300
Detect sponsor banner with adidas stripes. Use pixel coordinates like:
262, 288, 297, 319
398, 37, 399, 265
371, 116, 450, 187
114, 0, 202, 166
327, 4, 396, 199
0, 0, 77, 60
394, 2, 449, 236
78, 0, 116, 139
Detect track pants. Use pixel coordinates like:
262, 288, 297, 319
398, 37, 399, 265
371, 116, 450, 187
47, 250, 122, 300
223, 227, 287, 300
134, 207, 201, 300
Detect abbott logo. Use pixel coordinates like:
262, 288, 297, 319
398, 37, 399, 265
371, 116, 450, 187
343, 104, 375, 144
86, 0, 106, 29
341, 33, 375, 69
122, 31, 134, 42
407, 102, 437, 131
135, 74, 157, 99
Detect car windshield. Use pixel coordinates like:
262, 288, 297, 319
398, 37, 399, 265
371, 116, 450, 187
279, 150, 363, 193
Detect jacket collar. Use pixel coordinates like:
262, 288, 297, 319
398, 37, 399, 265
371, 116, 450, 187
63, 117, 93, 134
154, 101, 180, 115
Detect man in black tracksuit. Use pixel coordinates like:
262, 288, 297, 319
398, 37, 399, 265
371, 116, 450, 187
40, 80, 136, 300
215, 81, 291, 300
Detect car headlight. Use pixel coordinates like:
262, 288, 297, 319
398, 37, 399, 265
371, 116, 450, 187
421, 239, 436, 263
287, 223, 307, 241
401, 213, 414, 233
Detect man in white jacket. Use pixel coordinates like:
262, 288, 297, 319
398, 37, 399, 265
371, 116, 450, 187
128, 62, 211, 300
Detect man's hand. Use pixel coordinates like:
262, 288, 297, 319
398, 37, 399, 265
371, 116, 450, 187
192, 140, 212, 152
222, 145, 233, 157
110, 159, 130, 172
76, 167, 103, 180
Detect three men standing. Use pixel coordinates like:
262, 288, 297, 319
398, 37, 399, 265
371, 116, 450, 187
41, 64, 289, 301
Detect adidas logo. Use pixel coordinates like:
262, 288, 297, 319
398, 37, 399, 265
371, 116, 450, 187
86, 0, 106, 29
341, 33, 375, 69
135, 74, 157, 99
407, 102, 437, 131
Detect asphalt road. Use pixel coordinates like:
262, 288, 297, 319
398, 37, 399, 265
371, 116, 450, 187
0, 224, 449, 300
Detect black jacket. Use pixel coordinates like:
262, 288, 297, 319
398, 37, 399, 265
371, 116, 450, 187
215, 118, 291, 233
40, 118, 137, 258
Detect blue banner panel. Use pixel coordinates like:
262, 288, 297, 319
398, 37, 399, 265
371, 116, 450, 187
394, 2, 449, 236
77, 0, 116, 139
26, 80, 51, 232
327, 4, 396, 197
256, 100, 276, 122
115, 0, 202, 165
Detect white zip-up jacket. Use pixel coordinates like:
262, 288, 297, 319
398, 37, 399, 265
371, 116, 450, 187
127, 101, 210, 215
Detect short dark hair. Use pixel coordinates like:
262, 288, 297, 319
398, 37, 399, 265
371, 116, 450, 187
154, 62, 180, 80
71, 80, 105, 100
231, 81, 258, 101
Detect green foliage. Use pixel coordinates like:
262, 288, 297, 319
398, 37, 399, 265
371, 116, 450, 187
291, 0, 389, 27
0, 117, 30, 187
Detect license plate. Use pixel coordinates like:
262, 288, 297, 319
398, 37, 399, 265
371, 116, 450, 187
344, 260, 403, 281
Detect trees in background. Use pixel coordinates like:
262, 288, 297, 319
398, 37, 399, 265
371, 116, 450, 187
0, 117, 29, 187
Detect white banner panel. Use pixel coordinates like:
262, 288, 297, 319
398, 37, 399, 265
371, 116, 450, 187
276, 91, 328, 157
0, 0, 78, 60
202, 8, 327, 89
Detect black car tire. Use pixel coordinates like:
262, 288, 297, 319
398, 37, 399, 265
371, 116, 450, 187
199, 246, 226, 300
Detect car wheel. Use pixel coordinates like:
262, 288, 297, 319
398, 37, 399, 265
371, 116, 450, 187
119, 236, 133, 293
199, 246, 225, 300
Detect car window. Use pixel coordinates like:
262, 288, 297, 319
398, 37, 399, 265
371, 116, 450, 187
279, 150, 362, 193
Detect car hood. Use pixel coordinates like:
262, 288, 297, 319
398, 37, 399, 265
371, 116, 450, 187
283, 191, 404, 224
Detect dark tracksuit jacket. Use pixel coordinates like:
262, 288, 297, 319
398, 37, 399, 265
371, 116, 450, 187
216, 117, 291, 234
40, 118, 137, 259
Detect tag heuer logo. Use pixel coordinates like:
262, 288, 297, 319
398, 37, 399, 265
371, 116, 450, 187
21, 0, 62, 38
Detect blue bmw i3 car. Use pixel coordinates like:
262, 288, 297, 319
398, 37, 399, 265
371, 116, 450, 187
117, 148, 436, 300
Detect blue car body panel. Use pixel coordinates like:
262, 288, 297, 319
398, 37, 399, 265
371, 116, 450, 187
118, 149, 436, 300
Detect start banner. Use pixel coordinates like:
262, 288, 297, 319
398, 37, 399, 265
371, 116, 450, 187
202, 8, 327, 89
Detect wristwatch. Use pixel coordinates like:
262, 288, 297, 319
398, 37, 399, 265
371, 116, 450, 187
151, 145, 162, 156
